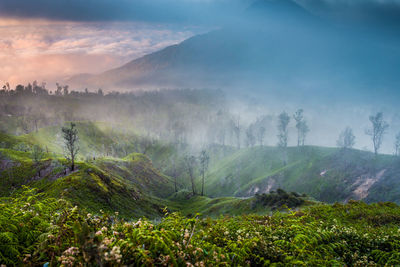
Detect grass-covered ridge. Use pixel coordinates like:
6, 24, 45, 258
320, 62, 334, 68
0, 144, 175, 218
2, 121, 400, 218
204, 146, 400, 203
0, 141, 288, 219
1, 188, 400, 266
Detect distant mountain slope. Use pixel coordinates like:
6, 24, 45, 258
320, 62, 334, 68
68, 0, 400, 100
205, 146, 400, 203
68, 0, 324, 90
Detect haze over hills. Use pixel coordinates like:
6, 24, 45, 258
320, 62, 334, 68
3, 0, 400, 265
68, 0, 400, 106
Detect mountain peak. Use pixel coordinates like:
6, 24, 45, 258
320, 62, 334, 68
247, 0, 317, 23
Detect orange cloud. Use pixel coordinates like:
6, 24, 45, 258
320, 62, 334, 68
0, 19, 197, 89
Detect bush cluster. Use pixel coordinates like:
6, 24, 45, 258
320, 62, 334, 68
253, 189, 305, 209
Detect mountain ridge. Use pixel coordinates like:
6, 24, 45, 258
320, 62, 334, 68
67, 0, 400, 104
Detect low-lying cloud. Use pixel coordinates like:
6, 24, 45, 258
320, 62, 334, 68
0, 20, 198, 87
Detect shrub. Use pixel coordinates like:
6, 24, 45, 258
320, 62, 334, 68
12, 143, 30, 152
254, 189, 305, 209
1, 188, 400, 266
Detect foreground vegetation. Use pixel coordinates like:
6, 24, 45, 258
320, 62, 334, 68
1, 188, 400, 266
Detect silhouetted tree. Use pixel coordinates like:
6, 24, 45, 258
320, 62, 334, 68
31, 145, 44, 177
16, 84, 24, 94
293, 109, 309, 146
366, 112, 389, 155
62, 123, 79, 171
231, 116, 241, 149
170, 155, 180, 193
199, 150, 210, 196
337, 127, 355, 150
278, 112, 290, 148
395, 133, 400, 156
55, 83, 63, 96
277, 112, 290, 165
63, 85, 69, 96
293, 109, 304, 146
257, 126, 266, 146
139, 138, 152, 155
184, 155, 197, 195
245, 125, 256, 147
299, 121, 309, 146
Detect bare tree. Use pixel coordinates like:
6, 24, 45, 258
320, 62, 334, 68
395, 133, 400, 156
337, 127, 355, 150
254, 115, 271, 146
293, 109, 304, 146
217, 127, 226, 147
199, 150, 210, 196
184, 155, 197, 195
277, 112, 290, 148
245, 125, 256, 148
62, 123, 79, 171
19, 116, 30, 134
298, 121, 309, 146
170, 155, 180, 193
257, 126, 266, 146
293, 109, 309, 146
366, 112, 389, 155
139, 138, 153, 155
32, 111, 43, 133
31, 145, 44, 177
231, 116, 241, 149
277, 112, 290, 165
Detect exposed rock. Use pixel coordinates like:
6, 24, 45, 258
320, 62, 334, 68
351, 169, 386, 200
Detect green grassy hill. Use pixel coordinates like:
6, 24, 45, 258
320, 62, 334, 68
20, 121, 141, 157
0, 148, 175, 218
2, 122, 400, 219
204, 146, 400, 203
0, 125, 286, 218
0, 146, 292, 218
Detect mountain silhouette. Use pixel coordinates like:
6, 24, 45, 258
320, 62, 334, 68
68, 0, 400, 101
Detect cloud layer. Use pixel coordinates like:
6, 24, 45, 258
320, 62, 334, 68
1, 0, 399, 88
0, 20, 198, 87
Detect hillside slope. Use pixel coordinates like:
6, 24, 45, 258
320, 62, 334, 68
0, 147, 175, 218
205, 146, 400, 203
2, 122, 400, 217
1, 127, 284, 218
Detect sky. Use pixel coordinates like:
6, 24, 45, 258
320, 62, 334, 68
0, 0, 399, 87
0, 0, 248, 87
0, 19, 199, 86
